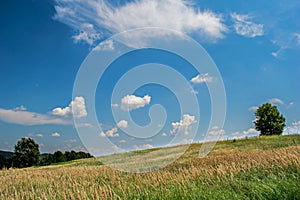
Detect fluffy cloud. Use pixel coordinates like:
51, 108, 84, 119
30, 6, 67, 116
54, 0, 227, 45
0, 108, 70, 126
208, 126, 225, 135
232, 128, 259, 136
100, 127, 119, 138
171, 114, 197, 135
105, 127, 119, 138
248, 106, 259, 111
117, 120, 128, 129
14, 105, 27, 111
190, 73, 213, 84
269, 98, 284, 105
231, 13, 264, 38
93, 39, 115, 51
292, 121, 300, 127
99, 132, 106, 138
51, 96, 87, 118
121, 95, 151, 111
99, 120, 128, 138
52, 132, 61, 137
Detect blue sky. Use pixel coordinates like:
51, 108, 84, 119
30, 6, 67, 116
0, 0, 299, 154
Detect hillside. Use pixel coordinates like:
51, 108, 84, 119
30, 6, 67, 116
0, 134, 299, 199
0, 150, 13, 159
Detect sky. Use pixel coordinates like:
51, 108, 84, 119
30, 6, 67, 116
0, 0, 299, 154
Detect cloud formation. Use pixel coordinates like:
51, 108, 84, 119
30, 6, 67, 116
121, 95, 151, 111
248, 106, 258, 111
99, 120, 128, 138
208, 126, 225, 135
52, 132, 61, 137
269, 98, 284, 105
117, 120, 128, 128
54, 0, 227, 45
0, 108, 70, 126
51, 96, 87, 118
233, 128, 259, 136
190, 73, 213, 84
231, 13, 264, 38
170, 114, 197, 135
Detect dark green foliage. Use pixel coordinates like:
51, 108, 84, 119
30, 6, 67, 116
254, 103, 286, 136
13, 138, 40, 168
0, 155, 12, 169
38, 150, 92, 166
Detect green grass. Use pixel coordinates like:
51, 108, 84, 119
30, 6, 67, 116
0, 134, 299, 199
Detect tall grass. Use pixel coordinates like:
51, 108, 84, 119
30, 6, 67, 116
0, 135, 299, 199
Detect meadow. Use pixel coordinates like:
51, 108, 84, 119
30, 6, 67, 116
0, 134, 299, 199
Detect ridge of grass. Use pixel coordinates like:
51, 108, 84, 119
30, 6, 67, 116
0, 134, 299, 199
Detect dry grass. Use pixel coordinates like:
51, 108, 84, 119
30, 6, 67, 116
0, 135, 299, 199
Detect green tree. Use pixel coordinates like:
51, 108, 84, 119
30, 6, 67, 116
53, 151, 66, 163
13, 138, 40, 168
254, 103, 286, 136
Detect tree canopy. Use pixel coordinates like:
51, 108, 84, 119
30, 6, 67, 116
254, 103, 286, 136
13, 137, 40, 168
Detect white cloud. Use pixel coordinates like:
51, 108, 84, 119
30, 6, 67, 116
162, 132, 168, 137
14, 105, 27, 111
93, 39, 115, 51
99, 132, 106, 138
271, 33, 300, 59
36, 134, 44, 138
269, 98, 284, 105
190, 73, 213, 84
75, 123, 94, 128
73, 31, 101, 45
243, 128, 258, 134
189, 89, 199, 95
100, 127, 119, 138
54, 0, 227, 45
288, 102, 294, 108
111, 103, 119, 108
243, 128, 258, 135
271, 51, 280, 58
0, 108, 70, 126
99, 120, 128, 138
52, 132, 61, 137
232, 128, 259, 136
171, 114, 197, 135
231, 13, 264, 38
248, 106, 259, 111
117, 120, 128, 129
143, 144, 153, 149
208, 126, 225, 135
28, 133, 43, 138
121, 95, 151, 111
292, 121, 300, 127
51, 96, 87, 118
105, 127, 119, 138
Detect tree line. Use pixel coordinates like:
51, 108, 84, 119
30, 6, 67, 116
0, 138, 92, 169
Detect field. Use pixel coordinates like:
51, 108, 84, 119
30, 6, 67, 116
0, 135, 299, 199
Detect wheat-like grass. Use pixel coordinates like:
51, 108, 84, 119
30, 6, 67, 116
0, 144, 299, 199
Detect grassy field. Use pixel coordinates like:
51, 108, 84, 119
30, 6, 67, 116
0, 134, 299, 199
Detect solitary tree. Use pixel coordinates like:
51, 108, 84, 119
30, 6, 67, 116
13, 138, 40, 168
254, 103, 286, 136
